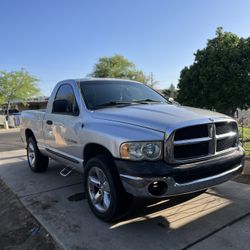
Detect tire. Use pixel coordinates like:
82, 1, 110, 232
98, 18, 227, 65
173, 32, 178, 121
84, 154, 133, 222
27, 137, 49, 172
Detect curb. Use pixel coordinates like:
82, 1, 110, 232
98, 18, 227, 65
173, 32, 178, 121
0, 128, 20, 133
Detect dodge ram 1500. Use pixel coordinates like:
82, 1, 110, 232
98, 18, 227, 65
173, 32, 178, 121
20, 78, 245, 221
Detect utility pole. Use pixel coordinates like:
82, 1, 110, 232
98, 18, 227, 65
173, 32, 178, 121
150, 72, 154, 86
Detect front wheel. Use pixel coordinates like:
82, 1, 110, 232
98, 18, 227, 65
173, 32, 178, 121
84, 154, 133, 222
27, 137, 49, 172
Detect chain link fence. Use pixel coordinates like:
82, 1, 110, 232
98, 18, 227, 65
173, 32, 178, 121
237, 109, 250, 156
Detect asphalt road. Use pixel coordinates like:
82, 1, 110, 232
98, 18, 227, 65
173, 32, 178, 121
0, 130, 23, 152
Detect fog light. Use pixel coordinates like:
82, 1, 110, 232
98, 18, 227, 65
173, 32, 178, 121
148, 181, 168, 196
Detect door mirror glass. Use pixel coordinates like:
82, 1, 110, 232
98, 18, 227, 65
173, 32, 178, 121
52, 99, 71, 113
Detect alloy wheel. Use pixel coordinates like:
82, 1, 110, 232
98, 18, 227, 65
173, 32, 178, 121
88, 166, 111, 212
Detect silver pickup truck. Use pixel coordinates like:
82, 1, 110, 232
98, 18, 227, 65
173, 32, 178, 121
20, 78, 245, 221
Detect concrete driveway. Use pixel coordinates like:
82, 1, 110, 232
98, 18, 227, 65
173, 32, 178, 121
0, 129, 23, 152
0, 148, 250, 250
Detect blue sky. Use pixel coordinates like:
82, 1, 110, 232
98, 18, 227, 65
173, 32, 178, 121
0, 0, 249, 96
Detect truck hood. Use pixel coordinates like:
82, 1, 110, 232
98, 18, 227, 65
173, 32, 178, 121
91, 104, 231, 133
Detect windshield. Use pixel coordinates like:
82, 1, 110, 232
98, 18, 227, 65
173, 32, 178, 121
80, 80, 168, 110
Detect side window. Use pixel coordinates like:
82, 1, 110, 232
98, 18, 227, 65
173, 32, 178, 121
52, 84, 79, 115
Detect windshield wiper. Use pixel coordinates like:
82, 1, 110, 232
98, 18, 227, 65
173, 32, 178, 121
92, 101, 134, 109
92, 99, 164, 109
134, 99, 163, 104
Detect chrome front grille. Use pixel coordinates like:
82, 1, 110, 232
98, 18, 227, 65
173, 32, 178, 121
215, 122, 237, 135
166, 121, 238, 163
174, 124, 208, 140
174, 141, 209, 159
216, 137, 236, 152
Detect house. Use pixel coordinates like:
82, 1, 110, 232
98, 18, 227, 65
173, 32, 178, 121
0, 97, 49, 112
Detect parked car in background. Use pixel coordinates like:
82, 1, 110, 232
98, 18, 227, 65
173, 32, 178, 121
20, 78, 245, 221
0, 109, 20, 116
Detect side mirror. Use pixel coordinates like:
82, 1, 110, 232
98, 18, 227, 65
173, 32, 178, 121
52, 99, 71, 113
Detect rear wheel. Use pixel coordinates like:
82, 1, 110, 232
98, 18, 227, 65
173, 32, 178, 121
84, 154, 133, 222
27, 137, 49, 172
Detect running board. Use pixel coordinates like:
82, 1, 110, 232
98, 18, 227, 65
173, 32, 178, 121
60, 166, 73, 177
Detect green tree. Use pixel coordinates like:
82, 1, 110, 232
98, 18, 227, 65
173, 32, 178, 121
162, 84, 177, 99
0, 69, 40, 115
89, 54, 156, 87
177, 27, 250, 115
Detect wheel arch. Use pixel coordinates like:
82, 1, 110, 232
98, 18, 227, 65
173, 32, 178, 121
83, 143, 114, 166
25, 129, 36, 142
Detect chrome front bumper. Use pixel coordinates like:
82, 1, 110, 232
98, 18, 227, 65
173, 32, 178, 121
120, 163, 243, 198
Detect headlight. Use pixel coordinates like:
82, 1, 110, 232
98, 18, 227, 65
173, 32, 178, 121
120, 141, 162, 161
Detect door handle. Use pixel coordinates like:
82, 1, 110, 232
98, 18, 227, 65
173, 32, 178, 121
46, 120, 53, 125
